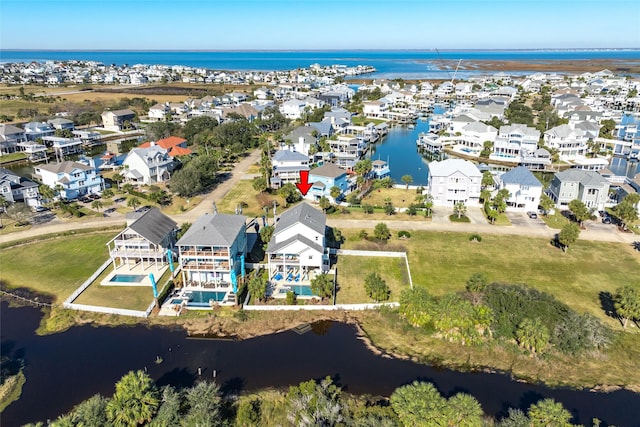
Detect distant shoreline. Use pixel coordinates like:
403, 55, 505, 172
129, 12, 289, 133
2, 48, 639, 52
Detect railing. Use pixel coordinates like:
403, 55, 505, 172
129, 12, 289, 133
182, 262, 229, 270
243, 302, 400, 311
180, 249, 229, 257
110, 249, 165, 259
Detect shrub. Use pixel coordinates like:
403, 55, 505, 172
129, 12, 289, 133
364, 272, 390, 302
469, 233, 482, 242
286, 291, 296, 305
397, 230, 411, 239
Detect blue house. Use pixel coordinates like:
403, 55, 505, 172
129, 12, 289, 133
307, 163, 349, 202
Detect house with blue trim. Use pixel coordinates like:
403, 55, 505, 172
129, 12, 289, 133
307, 163, 349, 202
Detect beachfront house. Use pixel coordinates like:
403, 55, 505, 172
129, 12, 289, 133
122, 145, 175, 184
547, 169, 610, 210
266, 203, 330, 297
107, 208, 178, 273
427, 159, 482, 207
497, 166, 543, 212
307, 163, 349, 203
176, 212, 247, 302
34, 160, 104, 200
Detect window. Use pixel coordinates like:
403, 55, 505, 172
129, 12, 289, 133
308, 255, 313, 260
587, 188, 597, 195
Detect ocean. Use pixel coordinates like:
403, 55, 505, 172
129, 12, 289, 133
1, 49, 639, 79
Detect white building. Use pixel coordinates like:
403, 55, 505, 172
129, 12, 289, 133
492, 124, 540, 162
497, 166, 543, 212
122, 145, 175, 184
427, 159, 482, 207
35, 161, 104, 200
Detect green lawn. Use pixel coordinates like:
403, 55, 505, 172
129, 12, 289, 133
0, 233, 116, 302
541, 211, 570, 229
0, 152, 28, 164
217, 180, 286, 218
336, 255, 410, 303
342, 230, 640, 326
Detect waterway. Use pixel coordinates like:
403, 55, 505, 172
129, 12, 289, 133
2, 301, 640, 426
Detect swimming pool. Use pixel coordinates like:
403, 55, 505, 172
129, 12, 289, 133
279, 285, 315, 297
170, 298, 184, 305
110, 274, 146, 283
186, 291, 227, 307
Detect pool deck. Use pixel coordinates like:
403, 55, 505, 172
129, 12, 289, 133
100, 263, 169, 287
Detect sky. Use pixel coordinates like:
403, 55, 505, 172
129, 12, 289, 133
1, 0, 639, 50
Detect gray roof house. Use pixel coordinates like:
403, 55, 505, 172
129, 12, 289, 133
547, 169, 610, 210
266, 203, 330, 293
271, 149, 310, 189
176, 212, 248, 293
0, 167, 41, 207
498, 166, 543, 211
107, 208, 178, 272
0, 124, 27, 155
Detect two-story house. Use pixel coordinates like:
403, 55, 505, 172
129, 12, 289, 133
122, 145, 175, 184
106, 208, 178, 274
544, 124, 589, 158
101, 109, 136, 131
0, 124, 27, 156
35, 160, 104, 200
23, 121, 55, 141
427, 159, 482, 207
0, 167, 41, 208
270, 149, 310, 189
307, 163, 349, 203
266, 203, 330, 297
177, 212, 247, 302
492, 124, 540, 162
497, 166, 543, 212
547, 169, 610, 210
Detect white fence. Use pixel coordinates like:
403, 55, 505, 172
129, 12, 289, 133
243, 302, 399, 311
63, 259, 111, 305
336, 249, 413, 289
63, 301, 154, 318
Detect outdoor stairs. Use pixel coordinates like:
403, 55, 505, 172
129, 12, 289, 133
227, 292, 236, 304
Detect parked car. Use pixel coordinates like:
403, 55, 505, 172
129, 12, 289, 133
602, 215, 612, 224
527, 211, 538, 219
33, 206, 49, 213
114, 197, 126, 203
104, 208, 116, 215
88, 194, 101, 200
79, 196, 92, 203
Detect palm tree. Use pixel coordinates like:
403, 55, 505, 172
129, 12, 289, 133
112, 173, 125, 190
528, 398, 573, 427
401, 174, 413, 190
453, 201, 467, 219
38, 184, 55, 207
106, 370, 159, 427
127, 197, 141, 211
516, 318, 550, 354
329, 186, 342, 203
446, 393, 484, 426
319, 196, 331, 212
91, 200, 104, 213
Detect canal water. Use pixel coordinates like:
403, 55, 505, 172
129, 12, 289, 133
2, 301, 640, 426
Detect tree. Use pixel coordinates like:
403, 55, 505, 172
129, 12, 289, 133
346, 193, 360, 206
106, 370, 159, 427
406, 203, 418, 216
149, 190, 171, 206
319, 196, 331, 212
466, 273, 488, 293
453, 201, 467, 219
236, 398, 261, 426
384, 201, 395, 215
127, 197, 141, 211
613, 194, 640, 230
38, 184, 56, 206
498, 408, 531, 427
286, 377, 344, 427
71, 394, 109, 427
568, 199, 591, 227
183, 115, 218, 141
390, 381, 448, 427
364, 272, 390, 302
122, 183, 134, 194
259, 225, 274, 250
480, 140, 494, 158
279, 183, 302, 206
480, 189, 491, 204
329, 185, 342, 202
401, 174, 413, 190
424, 193, 434, 218
613, 285, 640, 329
182, 381, 222, 427
516, 318, 550, 354
528, 398, 573, 427
599, 119, 616, 138
310, 273, 334, 299
558, 222, 580, 252
91, 200, 104, 212
539, 193, 555, 214
486, 206, 498, 224
6, 203, 32, 226
354, 159, 372, 183
248, 273, 267, 303
362, 203, 374, 215
373, 222, 391, 241
151, 386, 182, 427
446, 393, 484, 427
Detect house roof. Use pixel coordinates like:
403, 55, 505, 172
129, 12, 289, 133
266, 233, 324, 255
37, 161, 93, 174
273, 149, 308, 162
500, 166, 542, 187
177, 212, 246, 247
554, 169, 608, 187
126, 146, 171, 166
0, 124, 24, 136
273, 202, 326, 236
105, 109, 136, 117
168, 146, 192, 157
310, 163, 347, 179
428, 159, 482, 178
128, 208, 177, 245
47, 118, 74, 126
500, 124, 540, 138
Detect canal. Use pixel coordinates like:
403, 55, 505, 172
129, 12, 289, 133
2, 301, 639, 426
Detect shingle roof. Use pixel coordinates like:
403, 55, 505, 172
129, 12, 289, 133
310, 163, 347, 179
129, 208, 177, 245
176, 212, 246, 247
428, 159, 482, 178
554, 169, 608, 187
273, 202, 326, 236
500, 166, 542, 187
267, 233, 324, 255
273, 149, 309, 163
37, 161, 93, 174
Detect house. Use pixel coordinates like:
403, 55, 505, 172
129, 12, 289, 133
122, 145, 174, 184
23, 121, 55, 141
0, 124, 27, 155
270, 149, 310, 189
101, 109, 136, 131
148, 103, 170, 121
139, 136, 192, 158
266, 203, 330, 296
307, 163, 349, 202
497, 166, 543, 212
427, 159, 482, 207
177, 212, 247, 302
282, 125, 317, 155
547, 169, 610, 210
107, 208, 177, 273
543, 124, 589, 158
0, 167, 41, 208
47, 118, 75, 131
362, 99, 390, 118
492, 124, 540, 162
371, 159, 391, 179
35, 160, 104, 199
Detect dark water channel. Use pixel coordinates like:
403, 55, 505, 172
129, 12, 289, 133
1, 301, 639, 426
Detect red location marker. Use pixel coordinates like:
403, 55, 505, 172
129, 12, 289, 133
296, 170, 313, 196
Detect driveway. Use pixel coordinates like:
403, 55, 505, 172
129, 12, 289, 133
506, 211, 546, 230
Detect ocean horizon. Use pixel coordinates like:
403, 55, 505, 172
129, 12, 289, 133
1, 49, 639, 79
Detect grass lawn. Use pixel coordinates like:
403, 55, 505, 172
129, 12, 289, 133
541, 211, 570, 229
217, 180, 286, 218
0, 232, 116, 302
360, 187, 420, 209
0, 152, 28, 164
493, 213, 511, 225
351, 116, 388, 126
0, 99, 51, 120
336, 255, 410, 303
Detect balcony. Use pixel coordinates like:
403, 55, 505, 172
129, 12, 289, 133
182, 260, 230, 271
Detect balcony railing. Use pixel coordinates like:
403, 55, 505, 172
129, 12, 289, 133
182, 261, 230, 270
180, 249, 229, 257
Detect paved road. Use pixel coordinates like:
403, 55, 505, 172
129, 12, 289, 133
1, 153, 638, 247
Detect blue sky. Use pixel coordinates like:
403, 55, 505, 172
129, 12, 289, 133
1, 0, 638, 50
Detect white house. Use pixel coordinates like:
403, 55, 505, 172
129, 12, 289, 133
148, 103, 170, 121
427, 159, 482, 207
497, 166, 543, 212
0, 124, 27, 155
270, 149, 310, 189
101, 109, 136, 131
362, 99, 390, 118
122, 145, 175, 184
543, 123, 589, 158
0, 167, 41, 208
35, 160, 104, 200
492, 124, 540, 162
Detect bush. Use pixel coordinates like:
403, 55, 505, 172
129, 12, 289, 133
357, 229, 369, 240
286, 291, 296, 305
364, 272, 390, 302
397, 230, 411, 239
469, 233, 482, 242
